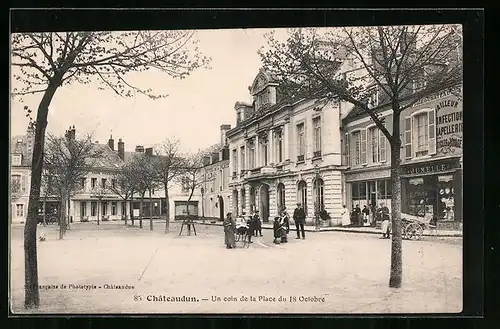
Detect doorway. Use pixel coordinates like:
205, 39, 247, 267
259, 184, 270, 222
218, 195, 224, 221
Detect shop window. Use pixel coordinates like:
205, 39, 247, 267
406, 176, 436, 219
437, 175, 455, 221
351, 182, 367, 208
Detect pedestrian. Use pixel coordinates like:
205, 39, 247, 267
355, 204, 363, 227
223, 212, 236, 249
370, 203, 377, 227
273, 216, 282, 244
362, 205, 370, 226
245, 212, 255, 244
341, 204, 351, 227
253, 210, 263, 237
280, 209, 290, 243
293, 202, 306, 240
378, 202, 391, 239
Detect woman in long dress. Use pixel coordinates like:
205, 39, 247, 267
341, 205, 351, 227
223, 212, 236, 249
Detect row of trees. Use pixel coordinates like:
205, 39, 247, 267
38, 133, 206, 237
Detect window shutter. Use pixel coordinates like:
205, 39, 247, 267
361, 129, 367, 164
380, 129, 387, 162
404, 117, 412, 159
345, 133, 350, 167
428, 109, 436, 154
21, 175, 27, 193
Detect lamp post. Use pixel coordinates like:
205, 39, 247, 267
314, 165, 321, 231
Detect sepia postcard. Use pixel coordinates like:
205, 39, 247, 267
9, 12, 468, 315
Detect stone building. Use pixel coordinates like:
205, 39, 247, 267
200, 125, 232, 221
226, 69, 352, 226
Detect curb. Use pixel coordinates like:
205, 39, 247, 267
195, 221, 463, 238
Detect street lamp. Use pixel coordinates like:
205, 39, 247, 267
314, 165, 321, 231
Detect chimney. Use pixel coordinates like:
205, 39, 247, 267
108, 135, 115, 151
118, 138, 125, 160
135, 145, 144, 153
69, 125, 75, 140
145, 147, 153, 156
220, 124, 231, 146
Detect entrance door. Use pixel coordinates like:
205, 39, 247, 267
259, 184, 270, 223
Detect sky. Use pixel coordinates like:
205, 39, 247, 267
9, 28, 291, 153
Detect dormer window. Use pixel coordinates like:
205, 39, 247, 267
256, 90, 270, 110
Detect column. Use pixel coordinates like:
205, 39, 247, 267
269, 130, 274, 165
284, 122, 290, 161
255, 135, 260, 168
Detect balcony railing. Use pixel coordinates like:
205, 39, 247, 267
297, 154, 305, 163
313, 150, 322, 158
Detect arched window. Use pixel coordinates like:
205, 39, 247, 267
277, 183, 286, 213
313, 178, 325, 212
297, 180, 307, 215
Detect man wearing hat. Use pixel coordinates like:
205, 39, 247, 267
293, 203, 306, 239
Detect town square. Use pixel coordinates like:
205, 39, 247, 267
9, 16, 465, 315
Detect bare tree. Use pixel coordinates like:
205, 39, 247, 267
127, 154, 155, 229
11, 30, 210, 309
109, 162, 136, 226
260, 25, 462, 288
152, 138, 186, 233
177, 151, 204, 236
44, 130, 102, 239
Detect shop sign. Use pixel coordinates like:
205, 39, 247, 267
435, 95, 463, 155
345, 169, 391, 182
403, 159, 458, 177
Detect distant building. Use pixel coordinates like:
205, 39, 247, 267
9, 126, 201, 224
200, 125, 232, 222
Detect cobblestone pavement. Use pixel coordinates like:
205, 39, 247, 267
9, 221, 462, 314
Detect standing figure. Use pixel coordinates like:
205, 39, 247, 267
273, 216, 283, 244
362, 205, 370, 226
378, 202, 391, 239
223, 212, 236, 249
253, 210, 262, 237
280, 208, 290, 243
369, 203, 377, 227
355, 204, 362, 227
341, 204, 351, 227
293, 203, 306, 240
245, 213, 255, 244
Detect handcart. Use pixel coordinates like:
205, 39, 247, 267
401, 213, 434, 240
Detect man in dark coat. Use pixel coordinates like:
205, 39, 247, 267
253, 210, 263, 237
293, 203, 306, 239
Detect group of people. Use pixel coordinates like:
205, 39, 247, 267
222, 203, 308, 249
341, 202, 391, 238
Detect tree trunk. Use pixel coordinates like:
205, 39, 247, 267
389, 109, 403, 288
130, 192, 135, 226
97, 200, 100, 226
66, 195, 71, 230
59, 195, 66, 240
164, 185, 170, 233
124, 199, 128, 226
24, 76, 61, 309
139, 194, 144, 229
149, 189, 153, 231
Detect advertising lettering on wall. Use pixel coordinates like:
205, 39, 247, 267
435, 96, 463, 155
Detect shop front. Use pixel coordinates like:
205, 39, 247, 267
345, 168, 392, 211
401, 157, 462, 223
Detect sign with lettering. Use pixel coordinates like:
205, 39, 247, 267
435, 95, 463, 155
402, 159, 458, 177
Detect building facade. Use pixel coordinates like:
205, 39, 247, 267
227, 69, 350, 226
9, 127, 201, 223
342, 87, 463, 224
200, 125, 232, 221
